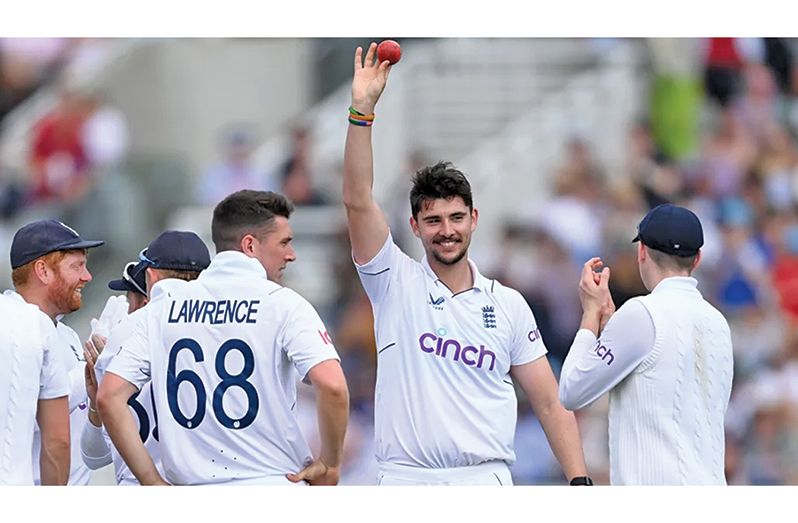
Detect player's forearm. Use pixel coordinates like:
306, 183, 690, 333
536, 402, 589, 481
98, 381, 164, 485
315, 381, 350, 468
579, 306, 602, 337
100, 398, 163, 485
342, 122, 376, 211
37, 396, 70, 485
40, 436, 70, 485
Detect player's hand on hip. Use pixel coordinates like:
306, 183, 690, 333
578, 257, 611, 315
286, 459, 341, 486
351, 42, 392, 115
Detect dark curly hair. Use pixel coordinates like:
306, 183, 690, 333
409, 161, 473, 219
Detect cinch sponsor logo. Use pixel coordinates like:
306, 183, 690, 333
527, 328, 541, 343
593, 341, 614, 365
418, 328, 496, 371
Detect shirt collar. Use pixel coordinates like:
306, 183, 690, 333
420, 255, 492, 294
651, 276, 700, 295
200, 251, 269, 280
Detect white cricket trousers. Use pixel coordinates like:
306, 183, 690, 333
377, 460, 513, 486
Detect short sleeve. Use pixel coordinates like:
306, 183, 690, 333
105, 313, 151, 390
94, 314, 136, 384
279, 294, 340, 384
38, 317, 70, 400
509, 292, 548, 367
354, 233, 421, 305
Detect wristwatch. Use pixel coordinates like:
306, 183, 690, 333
569, 476, 594, 486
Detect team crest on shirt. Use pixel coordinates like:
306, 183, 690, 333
482, 305, 496, 329
428, 293, 444, 310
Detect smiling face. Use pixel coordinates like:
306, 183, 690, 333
251, 216, 296, 283
410, 196, 478, 267
47, 250, 92, 314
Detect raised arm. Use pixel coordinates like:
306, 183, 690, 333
343, 43, 393, 265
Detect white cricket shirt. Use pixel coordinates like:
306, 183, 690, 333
3, 290, 93, 486
0, 294, 70, 485
106, 251, 340, 485
559, 277, 733, 485
355, 234, 547, 469
92, 312, 165, 485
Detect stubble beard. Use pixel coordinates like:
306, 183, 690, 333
429, 236, 470, 267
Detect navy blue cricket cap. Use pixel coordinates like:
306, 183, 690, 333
139, 230, 211, 272
632, 204, 704, 257
10, 219, 105, 269
108, 260, 148, 297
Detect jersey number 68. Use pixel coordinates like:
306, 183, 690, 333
166, 338, 260, 430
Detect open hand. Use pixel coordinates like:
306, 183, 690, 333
351, 43, 392, 115
83, 338, 103, 405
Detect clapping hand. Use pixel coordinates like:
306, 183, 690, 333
578, 257, 615, 336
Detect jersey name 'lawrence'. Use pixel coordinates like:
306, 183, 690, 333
167, 299, 260, 325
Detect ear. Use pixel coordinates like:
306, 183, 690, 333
145, 267, 159, 289
240, 234, 257, 256
410, 216, 421, 239
471, 208, 479, 232
637, 242, 646, 264
33, 259, 54, 285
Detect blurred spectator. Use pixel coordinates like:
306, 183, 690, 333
196, 126, 275, 206
28, 85, 95, 204
698, 107, 758, 200
601, 178, 648, 307
733, 63, 780, 146
80, 89, 129, 170
279, 125, 327, 206
772, 212, 798, 326
703, 38, 748, 109
0, 139, 25, 220
528, 138, 607, 265
764, 38, 794, 100
647, 38, 703, 161
625, 119, 684, 208
755, 124, 798, 212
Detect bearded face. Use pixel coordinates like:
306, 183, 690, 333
46, 251, 91, 315
411, 196, 478, 269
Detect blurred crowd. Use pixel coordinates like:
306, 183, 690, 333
3, 37, 798, 486
481, 37, 798, 485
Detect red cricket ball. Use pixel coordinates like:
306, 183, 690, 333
377, 40, 402, 65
